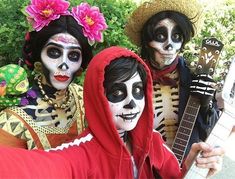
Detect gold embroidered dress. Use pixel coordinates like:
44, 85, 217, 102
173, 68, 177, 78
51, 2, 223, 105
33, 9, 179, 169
0, 83, 85, 149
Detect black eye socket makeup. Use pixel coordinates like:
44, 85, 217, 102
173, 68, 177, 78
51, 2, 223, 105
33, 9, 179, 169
154, 27, 167, 42
106, 83, 127, 103
153, 26, 183, 43
132, 82, 144, 100
68, 51, 81, 62
171, 26, 183, 43
106, 81, 144, 103
47, 47, 61, 59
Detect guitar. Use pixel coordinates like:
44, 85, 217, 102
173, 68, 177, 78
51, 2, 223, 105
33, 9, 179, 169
184, 56, 235, 178
171, 37, 224, 165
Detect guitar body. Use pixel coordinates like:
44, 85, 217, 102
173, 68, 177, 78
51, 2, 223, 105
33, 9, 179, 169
184, 57, 235, 178
171, 37, 224, 164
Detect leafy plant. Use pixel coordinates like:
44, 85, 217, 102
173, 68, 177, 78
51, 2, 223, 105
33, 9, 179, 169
0, 0, 28, 66
70, 0, 138, 55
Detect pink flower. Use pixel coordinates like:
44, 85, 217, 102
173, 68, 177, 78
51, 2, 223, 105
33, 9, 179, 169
26, 0, 70, 31
72, 3, 108, 45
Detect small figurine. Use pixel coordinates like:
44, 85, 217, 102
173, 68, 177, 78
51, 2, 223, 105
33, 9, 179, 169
0, 64, 36, 109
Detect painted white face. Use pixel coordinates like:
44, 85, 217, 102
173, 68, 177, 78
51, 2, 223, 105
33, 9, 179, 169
149, 18, 183, 69
41, 33, 82, 90
107, 73, 145, 131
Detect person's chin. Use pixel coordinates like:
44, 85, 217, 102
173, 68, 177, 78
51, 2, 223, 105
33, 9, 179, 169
51, 81, 71, 90
123, 121, 138, 131
163, 56, 176, 65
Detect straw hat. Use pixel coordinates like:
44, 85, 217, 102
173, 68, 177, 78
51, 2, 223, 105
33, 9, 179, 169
125, 0, 204, 46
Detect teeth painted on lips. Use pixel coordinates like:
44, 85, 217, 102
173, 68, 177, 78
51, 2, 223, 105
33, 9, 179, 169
116, 112, 140, 122
54, 71, 70, 77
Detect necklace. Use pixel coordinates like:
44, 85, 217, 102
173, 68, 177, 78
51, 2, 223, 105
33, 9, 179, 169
37, 75, 72, 109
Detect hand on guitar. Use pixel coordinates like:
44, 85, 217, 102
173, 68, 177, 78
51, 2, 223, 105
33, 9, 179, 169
183, 142, 225, 178
190, 74, 216, 108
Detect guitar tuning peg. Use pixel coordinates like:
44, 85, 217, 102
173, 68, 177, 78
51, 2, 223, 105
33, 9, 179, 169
190, 61, 197, 67
220, 71, 227, 77
224, 60, 231, 66
212, 59, 217, 63
209, 68, 214, 73
215, 50, 220, 54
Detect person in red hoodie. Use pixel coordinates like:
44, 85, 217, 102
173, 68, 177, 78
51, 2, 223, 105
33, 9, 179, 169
0, 46, 223, 178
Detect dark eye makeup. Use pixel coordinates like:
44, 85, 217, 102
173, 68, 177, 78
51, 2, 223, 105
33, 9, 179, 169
154, 27, 167, 42
153, 26, 183, 43
171, 26, 183, 43
47, 47, 61, 59
46, 46, 81, 62
132, 82, 144, 100
106, 82, 144, 103
68, 51, 81, 62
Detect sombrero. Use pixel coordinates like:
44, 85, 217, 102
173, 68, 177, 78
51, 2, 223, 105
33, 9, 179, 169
125, 0, 204, 46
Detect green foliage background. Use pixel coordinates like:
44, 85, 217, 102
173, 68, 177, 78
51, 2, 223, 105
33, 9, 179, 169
0, 0, 234, 83
183, 0, 235, 81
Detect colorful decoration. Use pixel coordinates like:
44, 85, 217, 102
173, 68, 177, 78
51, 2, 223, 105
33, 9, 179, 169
25, 0, 108, 45
26, 0, 70, 32
72, 3, 108, 45
0, 64, 36, 109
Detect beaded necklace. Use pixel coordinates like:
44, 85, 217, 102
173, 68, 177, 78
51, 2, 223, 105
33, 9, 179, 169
37, 75, 72, 109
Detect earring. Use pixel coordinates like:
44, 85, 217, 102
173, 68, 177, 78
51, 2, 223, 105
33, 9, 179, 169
34, 62, 42, 74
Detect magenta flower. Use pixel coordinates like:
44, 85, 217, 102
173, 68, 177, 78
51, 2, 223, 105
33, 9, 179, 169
72, 3, 108, 46
26, 0, 70, 31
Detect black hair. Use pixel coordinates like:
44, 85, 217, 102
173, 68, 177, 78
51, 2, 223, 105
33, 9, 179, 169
104, 57, 147, 91
141, 11, 195, 61
23, 15, 93, 70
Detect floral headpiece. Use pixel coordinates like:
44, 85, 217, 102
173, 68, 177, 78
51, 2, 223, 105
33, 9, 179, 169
26, 0, 108, 46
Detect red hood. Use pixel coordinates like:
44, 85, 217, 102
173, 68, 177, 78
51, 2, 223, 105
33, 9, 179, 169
83, 46, 154, 157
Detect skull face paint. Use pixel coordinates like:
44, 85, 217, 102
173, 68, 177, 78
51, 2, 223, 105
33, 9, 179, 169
107, 73, 145, 131
149, 18, 183, 69
40, 33, 82, 90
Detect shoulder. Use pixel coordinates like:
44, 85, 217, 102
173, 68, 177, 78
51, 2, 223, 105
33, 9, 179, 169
151, 130, 176, 156
178, 56, 191, 70
70, 83, 83, 98
152, 130, 165, 145
70, 83, 83, 91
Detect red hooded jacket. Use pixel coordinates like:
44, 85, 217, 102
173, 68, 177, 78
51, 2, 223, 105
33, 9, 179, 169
0, 46, 182, 178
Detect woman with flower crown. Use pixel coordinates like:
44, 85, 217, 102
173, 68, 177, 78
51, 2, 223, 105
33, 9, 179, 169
0, 0, 107, 150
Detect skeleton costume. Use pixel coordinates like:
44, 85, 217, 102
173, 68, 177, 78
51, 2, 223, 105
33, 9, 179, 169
0, 0, 107, 149
125, 0, 219, 154
0, 46, 184, 178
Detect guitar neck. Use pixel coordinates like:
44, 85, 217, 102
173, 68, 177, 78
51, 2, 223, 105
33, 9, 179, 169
171, 37, 223, 164
184, 104, 235, 179
171, 95, 201, 164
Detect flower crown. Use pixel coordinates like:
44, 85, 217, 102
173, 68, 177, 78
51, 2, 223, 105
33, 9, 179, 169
25, 0, 108, 46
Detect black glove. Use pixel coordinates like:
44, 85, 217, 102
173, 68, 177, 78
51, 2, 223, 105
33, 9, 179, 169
190, 74, 216, 107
